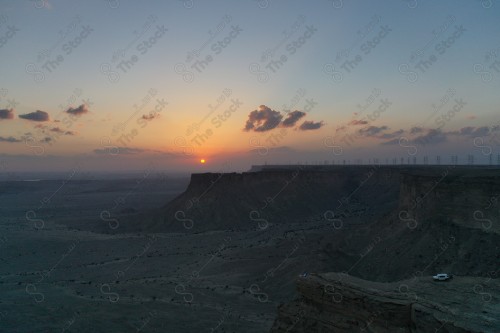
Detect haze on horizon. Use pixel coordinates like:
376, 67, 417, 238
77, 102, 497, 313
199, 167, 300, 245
1, 0, 499, 174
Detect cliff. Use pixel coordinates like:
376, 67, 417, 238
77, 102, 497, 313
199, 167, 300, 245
269, 167, 500, 332
270, 272, 499, 332
146, 166, 500, 331
335, 167, 500, 281
399, 167, 500, 234
157, 166, 402, 232
157, 165, 499, 236
152, 167, 499, 280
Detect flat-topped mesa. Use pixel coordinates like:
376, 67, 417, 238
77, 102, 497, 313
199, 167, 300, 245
270, 273, 499, 332
160, 166, 500, 233
161, 167, 402, 232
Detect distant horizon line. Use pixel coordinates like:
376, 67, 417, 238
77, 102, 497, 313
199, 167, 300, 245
1, 161, 500, 181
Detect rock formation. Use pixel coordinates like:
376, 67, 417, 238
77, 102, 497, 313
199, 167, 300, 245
270, 273, 499, 332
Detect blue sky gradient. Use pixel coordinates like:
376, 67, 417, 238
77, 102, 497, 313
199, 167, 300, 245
1, 0, 499, 173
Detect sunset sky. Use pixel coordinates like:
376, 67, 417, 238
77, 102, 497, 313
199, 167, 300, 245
1, 0, 499, 174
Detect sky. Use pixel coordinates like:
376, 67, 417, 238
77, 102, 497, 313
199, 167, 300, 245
1, 0, 500, 174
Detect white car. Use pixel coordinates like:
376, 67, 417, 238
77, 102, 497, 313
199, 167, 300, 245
433, 273, 452, 281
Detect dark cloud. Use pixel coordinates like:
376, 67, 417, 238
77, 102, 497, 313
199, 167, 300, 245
19, 110, 50, 122
0, 136, 22, 143
380, 138, 401, 145
473, 126, 490, 136
93, 147, 145, 155
413, 129, 447, 145
281, 110, 306, 128
358, 125, 388, 137
244, 105, 283, 132
50, 127, 64, 133
0, 109, 14, 120
141, 113, 160, 120
50, 127, 75, 136
381, 125, 498, 146
456, 126, 475, 135
381, 128, 447, 146
298, 120, 324, 131
244, 105, 324, 132
66, 104, 89, 116
378, 129, 404, 139
456, 126, 490, 137
348, 119, 369, 126
445, 126, 493, 138
40, 137, 52, 143
410, 127, 423, 134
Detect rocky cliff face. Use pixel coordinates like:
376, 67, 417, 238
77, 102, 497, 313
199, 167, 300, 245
162, 166, 500, 234
152, 167, 499, 280
269, 168, 500, 332
399, 167, 500, 234
157, 166, 402, 233
334, 167, 500, 281
270, 273, 499, 332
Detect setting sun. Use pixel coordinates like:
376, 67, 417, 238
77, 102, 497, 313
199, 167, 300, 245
200, 159, 206, 164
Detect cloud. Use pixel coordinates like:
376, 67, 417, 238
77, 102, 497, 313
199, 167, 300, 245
0, 109, 14, 120
381, 125, 499, 146
19, 110, 50, 122
445, 126, 494, 138
50, 127, 64, 133
40, 137, 52, 143
378, 129, 404, 139
381, 128, 447, 146
93, 147, 145, 155
0, 136, 22, 143
456, 126, 490, 137
456, 126, 475, 135
50, 127, 75, 136
348, 119, 369, 126
358, 125, 388, 137
66, 104, 89, 116
299, 120, 324, 131
380, 138, 401, 145
410, 127, 423, 134
244, 105, 283, 132
413, 129, 447, 145
335, 125, 347, 132
243, 105, 325, 132
281, 111, 306, 128
141, 113, 160, 121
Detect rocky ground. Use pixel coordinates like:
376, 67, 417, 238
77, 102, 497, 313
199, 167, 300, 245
0, 166, 498, 332
271, 273, 499, 332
